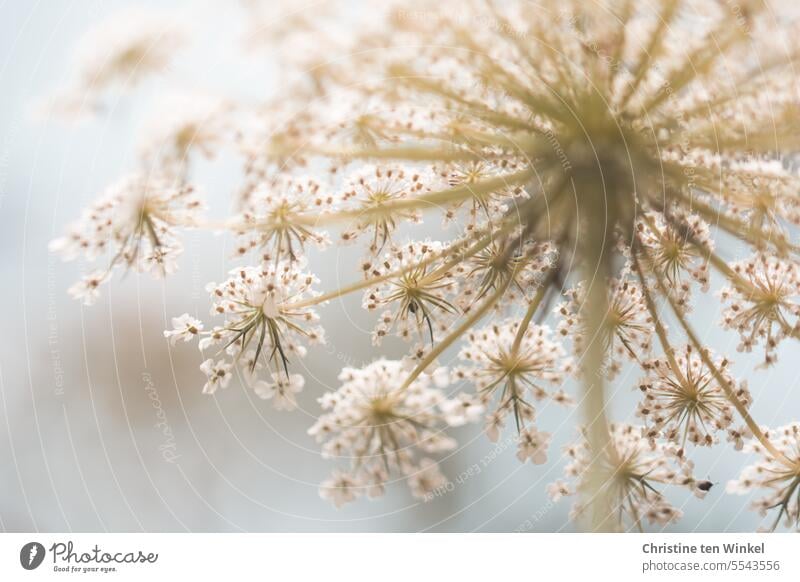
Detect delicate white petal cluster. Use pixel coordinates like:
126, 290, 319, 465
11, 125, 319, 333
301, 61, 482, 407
455, 319, 572, 449
163, 314, 204, 345
728, 424, 800, 530
232, 175, 337, 263
637, 346, 749, 448
557, 276, 653, 378
719, 255, 800, 366
363, 241, 459, 349
45, 0, 800, 529
719, 157, 800, 231
310, 359, 471, 505
552, 424, 703, 530
253, 373, 305, 411
451, 239, 558, 313
50, 174, 204, 304
516, 427, 551, 465
338, 164, 433, 252
634, 211, 713, 293
165, 262, 324, 405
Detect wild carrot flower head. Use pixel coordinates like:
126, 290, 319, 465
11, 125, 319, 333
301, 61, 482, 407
364, 241, 459, 347
456, 319, 572, 443
233, 175, 336, 263
728, 423, 800, 530
164, 262, 324, 404
338, 164, 432, 253
720, 254, 800, 366
554, 423, 702, 531
557, 276, 653, 378
47, 0, 800, 530
637, 345, 749, 448
50, 174, 204, 304
309, 358, 470, 504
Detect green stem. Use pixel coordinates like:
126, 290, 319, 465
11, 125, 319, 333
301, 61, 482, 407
510, 279, 551, 356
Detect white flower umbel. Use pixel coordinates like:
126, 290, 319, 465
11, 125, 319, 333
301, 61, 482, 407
50, 173, 204, 303
338, 164, 432, 253
45, 0, 800, 532
167, 262, 323, 406
455, 319, 572, 445
720, 255, 800, 367
552, 423, 703, 531
310, 359, 470, 505
232, 174, 336, 263
637, 345, 750, 449
557, 275, 653, 378
728, 423, 800, 531
363, 241, 459, 348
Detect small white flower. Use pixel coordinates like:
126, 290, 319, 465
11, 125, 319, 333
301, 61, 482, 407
254, 373, 304, 411
319, 471, 362, 508
407, 458, 448, 500
440, 394, 485, 427
163, 313, 203, 345
200, 359, 232, 394
547, 480, 571, 502
484, 411, 505, 443
516, 427, 551, 464
67, 270, 109, 305
198, 326, 226, 351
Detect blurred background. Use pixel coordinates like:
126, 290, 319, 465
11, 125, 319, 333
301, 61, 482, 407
1, 0, 799, 532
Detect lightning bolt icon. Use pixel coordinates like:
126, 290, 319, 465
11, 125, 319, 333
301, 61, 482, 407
28, 545, 38, 566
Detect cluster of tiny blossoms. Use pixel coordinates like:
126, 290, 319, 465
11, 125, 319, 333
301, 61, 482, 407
47, 0, 800, 530
49, 174, 204, 305
550, 423, 710, 531
310, 359, 466, 505
636, 345, 749, 449
728, 424, 800, 530
164, 262, 324, 408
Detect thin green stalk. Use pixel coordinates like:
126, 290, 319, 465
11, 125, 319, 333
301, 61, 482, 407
510, 278, 551, 355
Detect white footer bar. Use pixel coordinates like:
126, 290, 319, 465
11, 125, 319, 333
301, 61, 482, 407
1, 533, 797, 581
